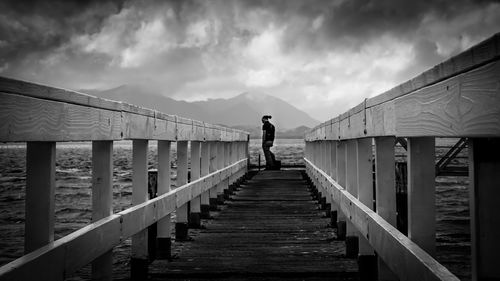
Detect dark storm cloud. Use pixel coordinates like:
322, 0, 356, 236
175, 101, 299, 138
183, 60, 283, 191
0, 0, 499, 120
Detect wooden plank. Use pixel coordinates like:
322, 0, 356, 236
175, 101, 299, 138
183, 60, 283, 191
0, 76, 121, 111
395, 61, 500, 137
0, 92, 122, 142
91, 141, 113, 280
356, 138, 374, 255
150, 170, 358, 278
200, 142, 210, 206
305, 159, 460, 281
132, 140, 149, 260
25, 142, 56, 253
468, 138, 500, 280
374, 137, 398, 280
407, 137, 436, 256
305, 34, 500, 140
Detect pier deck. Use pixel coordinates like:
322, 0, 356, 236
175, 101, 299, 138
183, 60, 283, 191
150, 170, 358, 280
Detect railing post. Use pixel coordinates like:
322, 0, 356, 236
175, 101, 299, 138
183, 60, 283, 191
407, 137, 436, 255
216, 142, 225, 204
345, 139, 359, 258
336, 141, 347, 240
200, 141, 211, 219
25, 141, 56, 253
175, 141, 189, 240
91, 141, 113, 281
157, 140, 172, 259
356, 138, 376, 279
374, 136, 398, 280
223, 142, 231, 199
189, 141, 202, 228
131, 140, 149, 280
209, 141, 218, 211
469, 138, 500, 281
329, 140, 339, 228
323, 141, 332, 217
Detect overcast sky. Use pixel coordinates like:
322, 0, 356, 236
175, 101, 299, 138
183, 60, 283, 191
1, 0, 499, 121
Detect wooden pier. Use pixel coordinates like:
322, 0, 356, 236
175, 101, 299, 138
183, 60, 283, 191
0, 33, 499, 281
149, 170, 357, 280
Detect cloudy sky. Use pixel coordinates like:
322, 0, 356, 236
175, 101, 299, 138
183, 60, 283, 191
1, 0, 499, 121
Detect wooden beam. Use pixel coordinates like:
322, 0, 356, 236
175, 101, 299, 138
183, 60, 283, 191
131, 139, 149, 278
157, 140, 171, 258
306, 34, 500, 140
176, 141, 189, 240
189, 141, 202, 228
407, 137, 436, 256
468, 138, 500, 280
91, 141, 113, 281
25, 142, 56, 253
0, 92, 122, 142
374, 136, 398, 280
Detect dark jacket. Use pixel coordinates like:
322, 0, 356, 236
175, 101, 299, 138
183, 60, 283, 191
262, 121, 275, 142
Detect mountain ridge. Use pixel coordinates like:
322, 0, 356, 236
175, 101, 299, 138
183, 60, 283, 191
81, 85, 319, 129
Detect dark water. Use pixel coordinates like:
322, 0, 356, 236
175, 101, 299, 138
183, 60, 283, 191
0, 139, 470, 280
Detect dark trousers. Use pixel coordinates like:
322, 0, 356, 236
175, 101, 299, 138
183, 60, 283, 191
262, 142, 275, 168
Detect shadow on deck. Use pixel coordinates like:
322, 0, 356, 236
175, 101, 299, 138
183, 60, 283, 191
149, 170, 358, 280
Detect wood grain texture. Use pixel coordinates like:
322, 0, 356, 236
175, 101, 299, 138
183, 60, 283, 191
0, 159, 247, 281
149, 170, 357, 280
306, 33, 500, 140
305, 159, 460, 281
0, 92, 122, 141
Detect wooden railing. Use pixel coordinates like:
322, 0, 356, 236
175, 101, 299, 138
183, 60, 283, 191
0, 77, 250, 280
304, 33, 500, 281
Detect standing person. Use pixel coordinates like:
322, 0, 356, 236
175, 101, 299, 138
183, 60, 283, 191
261, 115, 276, 169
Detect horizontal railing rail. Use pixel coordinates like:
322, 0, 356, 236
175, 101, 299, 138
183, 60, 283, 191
304, 32, 500, 281
0, 77, 250, 280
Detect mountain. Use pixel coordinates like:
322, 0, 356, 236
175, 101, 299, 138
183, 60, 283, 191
231, 125, 311, 139
81, 85, 319, 129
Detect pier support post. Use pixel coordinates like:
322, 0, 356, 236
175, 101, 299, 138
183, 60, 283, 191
336, 141, 347, 240
356, 138, 376, 280
131, 140, 149, 280
200, 142, 211, 219
209, 141, 218, 211
329, 140, 339, 228
25, 141, 56, 253
189, 141, 202, 228
345, 139, 359, 258
157, 140, 172, 259
91, 141, 113, 281
469, 138, 500, 281
175, 141, 190, 241
216, 142, 226, 205
374, 137, 398, 280
407, 137, 436, 256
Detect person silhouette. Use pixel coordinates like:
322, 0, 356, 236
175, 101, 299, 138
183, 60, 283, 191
261, 115, 276, 169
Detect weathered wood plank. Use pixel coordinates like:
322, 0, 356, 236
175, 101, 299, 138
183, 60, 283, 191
91, 141, 113, 281
306, 33, 500, 140
25, 142, 56, 253
0, 92, 122, 141
150, 170, 358, 279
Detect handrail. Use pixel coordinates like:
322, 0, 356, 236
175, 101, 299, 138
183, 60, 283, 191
0, 76, 248, 142
0, 76, 250, 280
0, 159, 247, 280
303, 33, 500, 280
306, 32, 500, 140
305, 158, 458, 281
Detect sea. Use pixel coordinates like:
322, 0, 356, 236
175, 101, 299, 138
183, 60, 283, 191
0, 138, 470, 280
